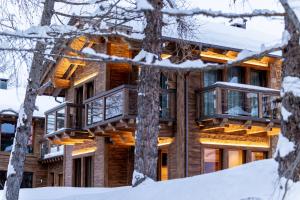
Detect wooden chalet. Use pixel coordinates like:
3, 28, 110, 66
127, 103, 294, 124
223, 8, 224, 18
39, 22, 282, 187
0, 79, 61, 188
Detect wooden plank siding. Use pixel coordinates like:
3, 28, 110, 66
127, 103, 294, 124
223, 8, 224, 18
0, 118, 48, 188
38, 35, 283, 187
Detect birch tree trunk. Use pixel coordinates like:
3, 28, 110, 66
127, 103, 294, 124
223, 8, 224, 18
133, 0, 163, 185
276, 15, 300, 182
2, 1, 55, 199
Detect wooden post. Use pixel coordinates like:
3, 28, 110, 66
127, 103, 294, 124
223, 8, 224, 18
103, 97, 106, 120
258, 93, 263, 118
222, 149, 228, 169
216, 87, 222, 115
174, 72, 186, 178
123, 87, 129, 116
65, 105, 70, 129
63, 145, 73, 187
93, 136, 106, 187
246, 150, 252, 163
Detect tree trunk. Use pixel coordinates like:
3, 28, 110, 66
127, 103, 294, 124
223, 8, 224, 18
276, 15, 300, 182
133, 0, 163, 185
2, 1, 55, 200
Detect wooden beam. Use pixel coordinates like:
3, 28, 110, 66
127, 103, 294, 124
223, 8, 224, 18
52, 77, 71, 88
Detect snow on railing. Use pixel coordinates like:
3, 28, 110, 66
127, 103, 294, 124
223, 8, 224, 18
43, 145, 64, 159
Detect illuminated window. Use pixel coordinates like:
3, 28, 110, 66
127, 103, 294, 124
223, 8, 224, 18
228, 150, 245, 168
204, 148, 222, 173
251, 151, 266, 161
160, 152, 168, 181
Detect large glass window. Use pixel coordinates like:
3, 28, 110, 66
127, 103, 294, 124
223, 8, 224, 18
250, 69, 267, 87
251, 151, 266, 161
160, 74, 170, 119
227, 67, 246, 116
0, 122, 16, 152
0, 171, 33, 189
204, 70, 222, 87
204, 148, 222, 173
228, 150, 245, 168
0, 79, 8, 89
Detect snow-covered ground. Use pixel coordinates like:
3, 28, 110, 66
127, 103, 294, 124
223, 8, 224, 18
1, 159, 300, 200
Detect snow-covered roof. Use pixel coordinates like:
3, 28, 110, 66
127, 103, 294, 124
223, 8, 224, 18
0, 87, 60, 118
104, 19, 282, 56
0, 72, 9, 80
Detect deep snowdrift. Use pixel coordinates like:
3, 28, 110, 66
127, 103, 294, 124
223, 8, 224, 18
1, 159, 300, 200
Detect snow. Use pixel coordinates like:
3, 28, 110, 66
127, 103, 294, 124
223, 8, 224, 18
281, 76, 300, 97
82, 47, 96, 55
2, 159, 300, 200
213, 81, 280, 92
44, 146, 64, 159
0, 72, 9, 80
0, 87, 60, 117
281, 106, 292, 121
136, 0, 153, 10
275, 133, 295, 158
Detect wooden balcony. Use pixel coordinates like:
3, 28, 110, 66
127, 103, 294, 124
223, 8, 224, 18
40, 141, 64, 163
84, 84, 176, 138
45, 102, 91, 144
196, 82, 281, 128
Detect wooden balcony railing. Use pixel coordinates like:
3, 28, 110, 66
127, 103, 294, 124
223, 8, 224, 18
45, 102, 84, 136
84, 84, 176, 129
196, 82, 281, 122
40, 141, 64, 160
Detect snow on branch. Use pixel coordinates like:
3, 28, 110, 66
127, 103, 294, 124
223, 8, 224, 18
136, 0, 153, 11
162, 8, 285, 18
49, 42, 285, 73
54, 0, 106, 5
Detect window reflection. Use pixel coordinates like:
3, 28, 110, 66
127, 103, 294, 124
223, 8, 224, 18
0, 123, 16, 152
204, 148, 221, 173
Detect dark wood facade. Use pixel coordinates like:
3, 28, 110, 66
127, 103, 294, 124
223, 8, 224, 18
39, 34, 282, 187
0, 115, 49, 189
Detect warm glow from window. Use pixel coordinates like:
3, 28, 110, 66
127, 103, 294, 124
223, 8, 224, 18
228, 150, 244, 168
251, 151, 266, 161
199, 138, 269, 148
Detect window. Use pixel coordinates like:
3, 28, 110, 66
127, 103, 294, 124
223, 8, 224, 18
227, 67, 244, 84
160, 74, 170, 119
0, 122, 16, 152
251, 151, 266, 161
86, 81, 94, 99
0, 79, 8, 89
0, 171, 33, 189
228, 150, 245, 168
84, 156, 93, 187
73, 158, 81, 187
204, 148, 222, 173
50, 173, 55, 186
227, 67, 246, 116
250, 69, 267, 87
160, 152, 168, 181
203, 70, 222, 87
58, 174, 63, 186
